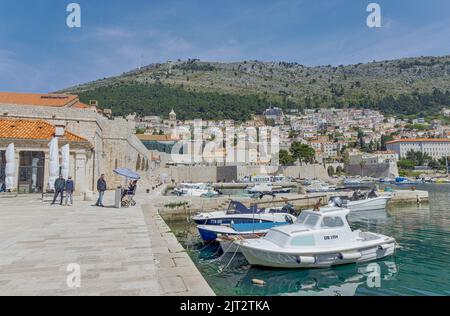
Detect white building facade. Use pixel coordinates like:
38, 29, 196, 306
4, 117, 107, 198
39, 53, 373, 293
386, 139, 450, 160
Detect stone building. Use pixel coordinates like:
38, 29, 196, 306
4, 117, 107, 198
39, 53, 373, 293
0, 92, 152, 196
386, 138, 450, 160
0, 118, 91, 194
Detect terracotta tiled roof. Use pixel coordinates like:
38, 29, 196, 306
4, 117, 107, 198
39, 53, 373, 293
386, 138, 450, 144
0, 92, 79, 107
72, 102, 90, 109
0, 119, 87, 142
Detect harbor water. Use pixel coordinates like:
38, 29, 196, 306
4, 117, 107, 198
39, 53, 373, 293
164, 184, 450, 296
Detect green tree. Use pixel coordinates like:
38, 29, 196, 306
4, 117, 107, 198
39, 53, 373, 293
279, 150, 295, 166
406, 150, 431, 166
290, 142, 315, 164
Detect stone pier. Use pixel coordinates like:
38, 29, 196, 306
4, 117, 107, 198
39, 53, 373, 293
0, 190, 214, 296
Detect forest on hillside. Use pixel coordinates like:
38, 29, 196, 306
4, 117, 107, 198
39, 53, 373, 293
78, 82, 450, 121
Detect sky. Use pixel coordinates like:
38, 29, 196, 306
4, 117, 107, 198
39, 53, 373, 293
0, 0, 449, 93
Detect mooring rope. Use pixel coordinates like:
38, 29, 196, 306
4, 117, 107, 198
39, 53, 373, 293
217, 243, 241, 274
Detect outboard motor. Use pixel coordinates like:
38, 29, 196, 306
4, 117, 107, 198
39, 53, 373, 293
329, 197, 343, 207
282, 203, 296, 215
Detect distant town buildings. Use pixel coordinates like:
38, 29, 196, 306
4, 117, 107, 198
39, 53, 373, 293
263, 107, 285, 125
387, 138, 450, 160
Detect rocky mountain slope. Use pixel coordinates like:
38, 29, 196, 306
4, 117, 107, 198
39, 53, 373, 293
60, 56, 450, 121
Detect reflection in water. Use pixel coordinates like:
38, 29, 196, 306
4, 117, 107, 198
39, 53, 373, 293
166, 184, 450, 296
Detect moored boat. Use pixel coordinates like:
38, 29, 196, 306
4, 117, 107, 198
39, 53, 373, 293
173, 183, 219, 197
330, 195, 392, 212
306, 180, 336, 193
192, 201, 296, 225
197, 220, 294, 242
238, 206, 396, 268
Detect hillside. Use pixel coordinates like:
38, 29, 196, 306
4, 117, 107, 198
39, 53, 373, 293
60, 56, 450, 121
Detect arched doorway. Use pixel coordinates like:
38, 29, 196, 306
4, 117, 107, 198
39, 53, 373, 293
18, 151, 45, 194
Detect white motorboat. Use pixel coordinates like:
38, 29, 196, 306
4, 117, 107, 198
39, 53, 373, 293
238, 206, 396, 268
173, 183, 219, 197
246, 183, 273, 194
306, 181, 336, 193
330, 195, 392, 212
246, 183, 292, 195
192, 201, 296, 225
343, 178, 363, 186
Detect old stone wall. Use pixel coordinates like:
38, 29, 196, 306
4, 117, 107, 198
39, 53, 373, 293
0, 104, 152, 192
345, 162, 399, 178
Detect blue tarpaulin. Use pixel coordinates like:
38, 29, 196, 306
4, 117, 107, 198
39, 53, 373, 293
113, 168, 141, 180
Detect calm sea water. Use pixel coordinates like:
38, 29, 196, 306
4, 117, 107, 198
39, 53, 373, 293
165, 184, 450, 296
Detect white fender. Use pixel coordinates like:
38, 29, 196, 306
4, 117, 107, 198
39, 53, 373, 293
339, 252, 362, 260
296, 256, 316, 264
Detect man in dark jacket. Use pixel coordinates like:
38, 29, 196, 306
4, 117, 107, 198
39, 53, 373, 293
65, 176, 75, 206
52, 175, 66, 205
96, 174, 107, 207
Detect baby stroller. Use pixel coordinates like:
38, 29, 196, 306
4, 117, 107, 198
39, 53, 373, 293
121, 185, 137, 208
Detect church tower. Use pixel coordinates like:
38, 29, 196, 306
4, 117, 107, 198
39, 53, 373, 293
169, 108, 177, 122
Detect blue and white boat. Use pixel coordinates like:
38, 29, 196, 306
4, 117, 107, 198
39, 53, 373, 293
197, 221, 294, 242
393, 177, 422, 185
192, 201, 296, 225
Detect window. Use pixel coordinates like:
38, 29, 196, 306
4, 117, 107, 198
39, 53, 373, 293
296, 212, 308, 224
304, 214, 320, 227
295, 213, 320, 228
321, 216, 345, 228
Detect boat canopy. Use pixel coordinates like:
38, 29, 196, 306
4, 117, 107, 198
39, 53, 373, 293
226, 201, 259, 214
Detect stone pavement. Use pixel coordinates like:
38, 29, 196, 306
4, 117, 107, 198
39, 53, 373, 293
0, 190, 214, 296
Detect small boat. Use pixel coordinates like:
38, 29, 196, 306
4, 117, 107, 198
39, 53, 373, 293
246, 183, 291, 194
342, 196, 392, 212
192, 201, 296, 225
343, 178, 363, 186
306, 180, 336, 193
173, 183, 219, 197
197, 221, 294, 242
329, 195, 392, 212
238, 206, 396, 268
393, 177, 422, 185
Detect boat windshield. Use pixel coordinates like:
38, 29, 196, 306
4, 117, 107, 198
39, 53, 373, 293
295, 212, 320, 228
226, 201, 257, 214
264, 230, 289, 247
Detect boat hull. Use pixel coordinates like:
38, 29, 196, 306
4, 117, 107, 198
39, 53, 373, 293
194, 217, 275, 225
344, 196, 391, 212
198, 222, 290, 242
240, 242, 396, 269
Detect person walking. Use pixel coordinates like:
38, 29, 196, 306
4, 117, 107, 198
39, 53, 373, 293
51, 175, 66, 205
65, 176, 75, 206
96, 174, 107, 207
